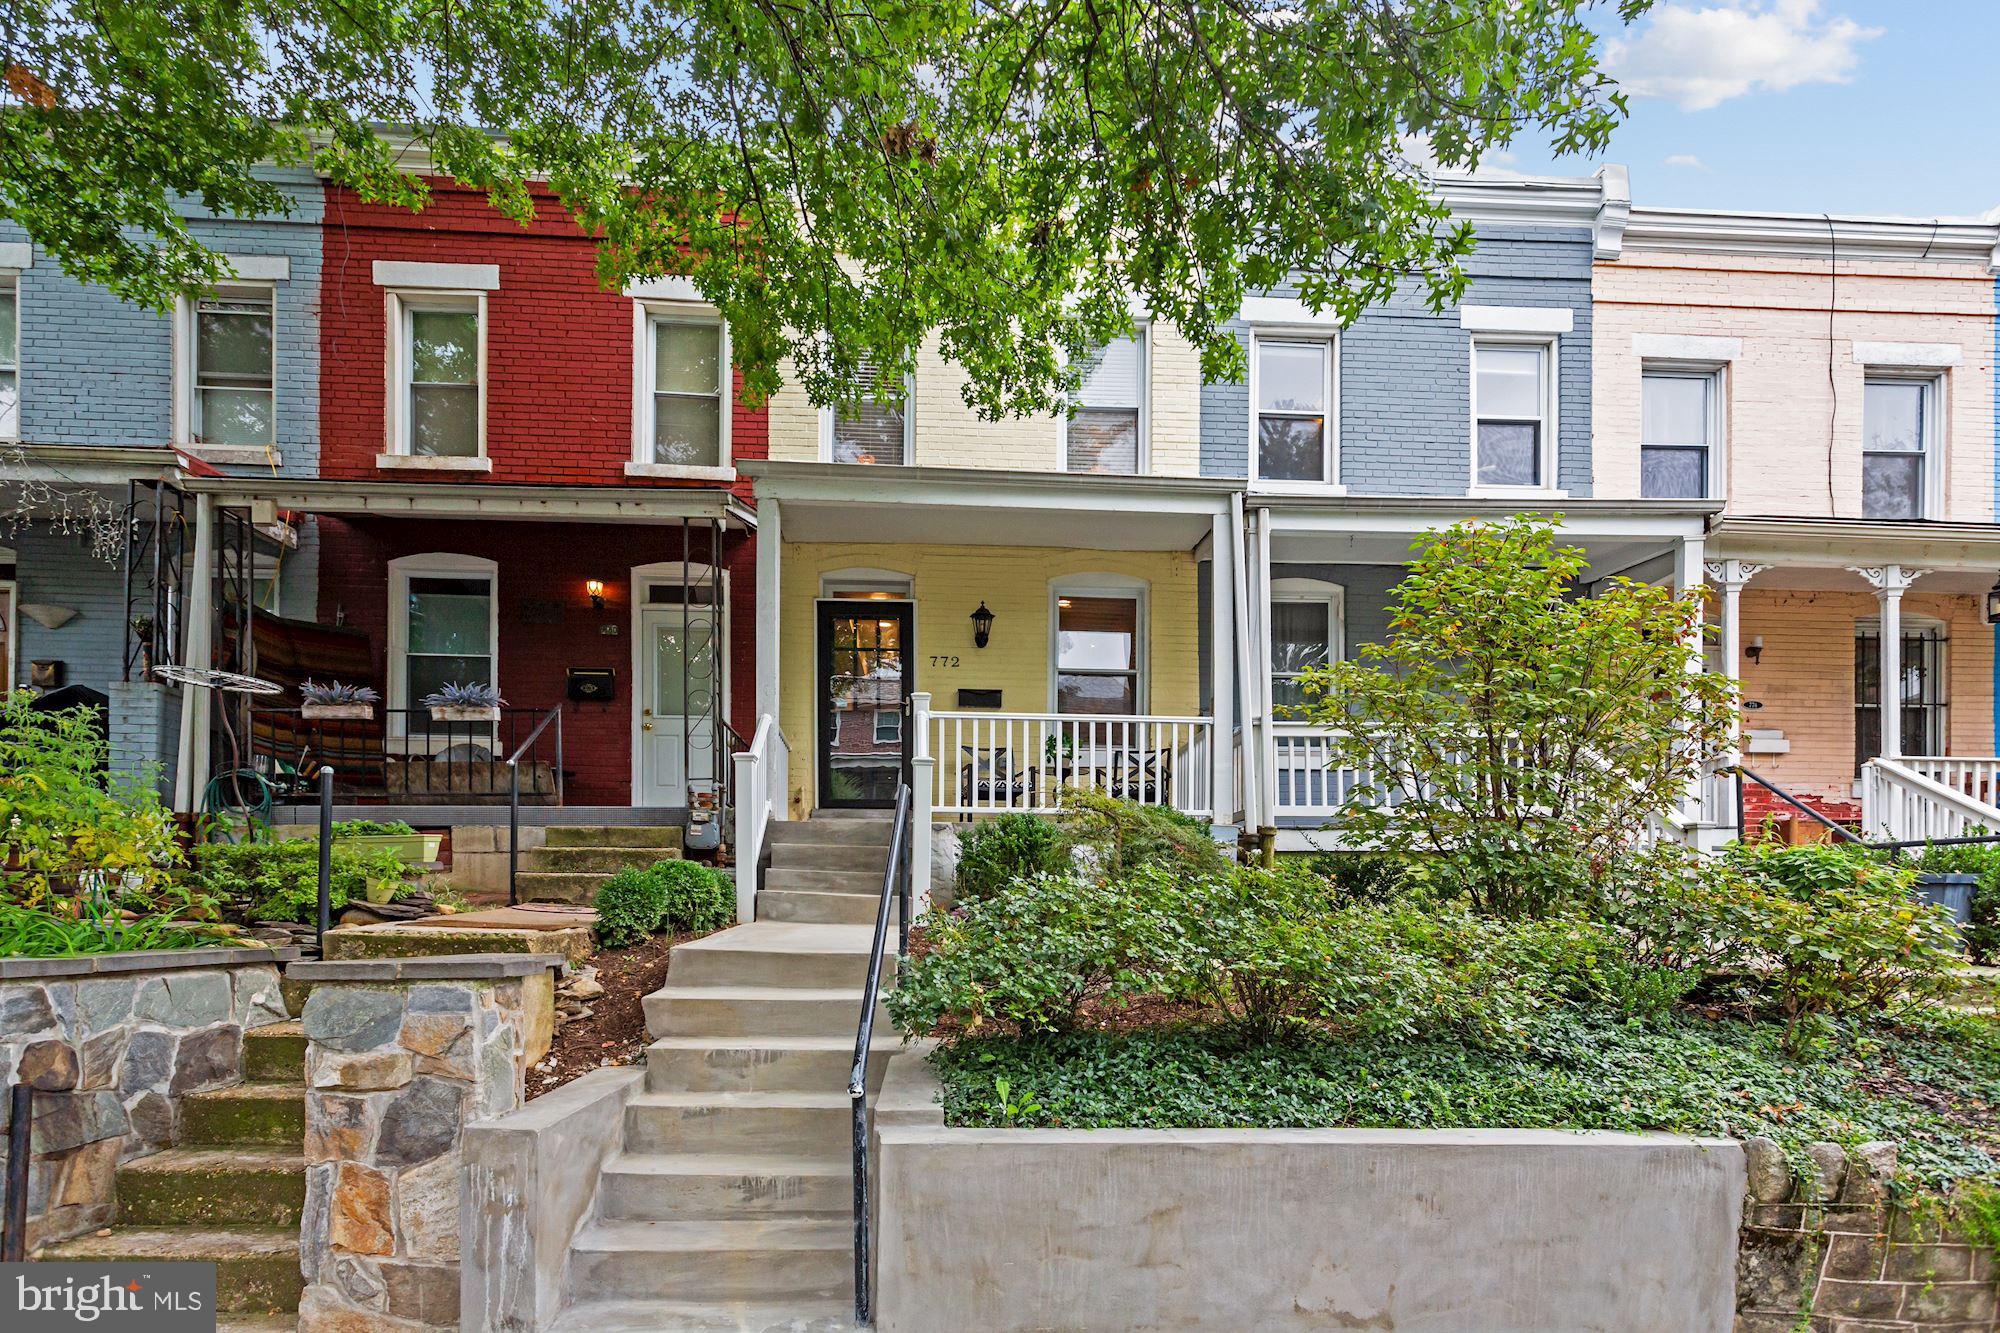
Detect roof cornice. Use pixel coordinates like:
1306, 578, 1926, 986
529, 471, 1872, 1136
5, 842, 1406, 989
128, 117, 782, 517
1619, 207, 2000, 271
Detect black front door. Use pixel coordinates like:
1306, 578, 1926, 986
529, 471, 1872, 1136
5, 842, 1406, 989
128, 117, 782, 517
816, 601, 914, 808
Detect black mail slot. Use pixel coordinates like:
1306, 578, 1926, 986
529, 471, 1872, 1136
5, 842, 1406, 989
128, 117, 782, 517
957, 688, 1003, 709
566, 668, 617, 703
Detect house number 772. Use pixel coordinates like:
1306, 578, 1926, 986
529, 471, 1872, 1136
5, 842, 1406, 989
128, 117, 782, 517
929, 655, 961, 669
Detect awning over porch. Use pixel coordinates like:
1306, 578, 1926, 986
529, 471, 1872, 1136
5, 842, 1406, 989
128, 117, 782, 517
182, 475, 757, 528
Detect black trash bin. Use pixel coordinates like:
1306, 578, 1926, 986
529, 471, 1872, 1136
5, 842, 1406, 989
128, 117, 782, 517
1916, 871, 1977, 929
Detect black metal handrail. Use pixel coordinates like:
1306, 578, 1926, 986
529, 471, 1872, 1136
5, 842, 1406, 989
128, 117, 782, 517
850, 784, 912, 1327
248, 705, 564, 804
507, 705, 566, 906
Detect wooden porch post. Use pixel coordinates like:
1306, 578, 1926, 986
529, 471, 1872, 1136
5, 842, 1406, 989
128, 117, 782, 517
172, 493, 216, 813
1207, 510, 1236, 830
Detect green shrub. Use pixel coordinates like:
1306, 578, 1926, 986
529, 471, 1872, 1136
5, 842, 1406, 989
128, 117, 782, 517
1059, 790, 1228, 882
956, 813, 1069, 901
594, 867, 668, 947
649, 859, 735, 933
331, 818, 418, 838
189, 838, 418, 923
1303, 851, 1410, 903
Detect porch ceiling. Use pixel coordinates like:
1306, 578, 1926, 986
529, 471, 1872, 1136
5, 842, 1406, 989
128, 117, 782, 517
181, 476, 754, 527
1709, 517, 2000, 591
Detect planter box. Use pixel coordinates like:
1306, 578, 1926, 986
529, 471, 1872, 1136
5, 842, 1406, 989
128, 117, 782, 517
333, 832, 444, 866
301, 702, 375, 721
1916, 871, 1977, 927
430, 704, 502, 723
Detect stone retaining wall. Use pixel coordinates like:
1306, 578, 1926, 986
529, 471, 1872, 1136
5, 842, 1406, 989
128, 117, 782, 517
0, 946, 296, 1248
292, 954, 561, 1333
1738, 1138, 1999, 1331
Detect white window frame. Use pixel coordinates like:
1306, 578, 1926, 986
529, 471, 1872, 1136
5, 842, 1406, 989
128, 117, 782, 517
629, 300, 734, 480
1247, 330, 1341, 491
817, 350, 914, 466
1468, 335, 1563, 498
387, 553, 500, 748
0, 575, 15, 690
0, 274, 18, 443
1048, 573, 1149, 715
873, 707, 903, 744
820, 567, 915, 599
1860, 372, 1944, 521
379, 290, 491, 472
1639, 362, 1727, 502
174, 283, 279, 462
1061, 326, 1150, 475
1267, 577, 1344, 715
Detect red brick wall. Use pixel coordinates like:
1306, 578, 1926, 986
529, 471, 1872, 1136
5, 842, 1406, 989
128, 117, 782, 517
319, 180, 766, 494
314, 516, 755, 805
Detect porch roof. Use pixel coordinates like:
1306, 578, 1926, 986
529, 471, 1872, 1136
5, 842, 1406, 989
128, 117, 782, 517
741, 460, 1234, 551
1709, 516, 2000, 594
181, 475, 756, 528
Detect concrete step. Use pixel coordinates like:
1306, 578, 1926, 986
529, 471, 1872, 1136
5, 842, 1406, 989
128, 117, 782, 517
622, 1091, 854, 1156
40, 1226, 302, 1313
114, 1148, 306, 1227
180, 1083, 305, 1148
764, 867, 883, 896
545, 825, 686, 850
666, 923, 883, 990
567, 1218, 851, 1302
767, 819, 894, 848
241, 1021, 305, 1084
548, 1297, 859, 1332
644, 985, 887, 1041
645, 1037, 898, 1094
756, 890, 894, 927
767, 842, 891, 874
807, 809, 892, 821
598, 1151, 849, 1219
514, 870, 613, 904
523, 846, 679, 873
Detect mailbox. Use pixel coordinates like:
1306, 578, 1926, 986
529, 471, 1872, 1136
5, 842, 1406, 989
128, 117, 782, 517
566, 668, 617, 703
956, 688, 1003, 709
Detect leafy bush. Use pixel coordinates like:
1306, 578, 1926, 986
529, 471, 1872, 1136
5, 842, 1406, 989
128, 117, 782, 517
594, 867, 668, 947
1059, 789, 1228, 882
0, 692, 181, 907
651, 859, 735, 933
1303, 851, 1411, 903
189, 838, 418, 923
331, 818, 417, 838
956, 812, 1069, 902
1296, 516, 1736, 917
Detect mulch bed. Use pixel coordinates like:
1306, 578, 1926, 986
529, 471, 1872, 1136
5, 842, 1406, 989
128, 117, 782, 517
528, 931, 693, 1099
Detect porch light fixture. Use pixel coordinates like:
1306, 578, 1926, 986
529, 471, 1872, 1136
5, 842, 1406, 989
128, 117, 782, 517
970, 601, 995, 649
585, 579, 606, 612
1746, 635, 1764, 666
1986, 575, 2000, 626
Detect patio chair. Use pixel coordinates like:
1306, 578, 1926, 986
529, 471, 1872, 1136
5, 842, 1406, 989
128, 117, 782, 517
959, 746, 1037, 810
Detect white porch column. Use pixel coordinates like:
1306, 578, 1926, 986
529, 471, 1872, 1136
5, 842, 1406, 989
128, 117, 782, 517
1228, 492, 1260, 834
1852, 565, 1927, 759
909, 692, 935, 911
1704, 559, 1766, 757
755, 496, 781, 725
1207, 510, 1237, 830
1672, 536, 1707, 821
172, 493, 217, 813
1253, 506, 1276, 835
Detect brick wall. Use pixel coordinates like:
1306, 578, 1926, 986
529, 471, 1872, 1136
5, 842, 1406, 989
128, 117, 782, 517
1594, 251, 1996, 520
314, 516, 754, 806
2, 167, 325, 475
1201, 226, 1596, 494
319, 182, 766, 493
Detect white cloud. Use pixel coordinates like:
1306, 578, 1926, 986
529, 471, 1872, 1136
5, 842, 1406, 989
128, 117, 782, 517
1603, 0, 1882, 112
1664, 153, 1711, 171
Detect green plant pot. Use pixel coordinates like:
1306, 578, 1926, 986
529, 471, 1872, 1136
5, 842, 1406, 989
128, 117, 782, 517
334, 833, 443, 865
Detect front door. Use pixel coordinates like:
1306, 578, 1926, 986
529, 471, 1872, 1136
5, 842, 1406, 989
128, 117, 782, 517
816, 601, 913, 808
638, 602, 719, 806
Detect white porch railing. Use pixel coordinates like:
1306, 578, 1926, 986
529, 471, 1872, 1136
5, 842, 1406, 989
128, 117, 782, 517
1862, 756, 2000, 845
1896, 757, 2000, 812
923, 707, 1215, 818
730, 714, 790, 923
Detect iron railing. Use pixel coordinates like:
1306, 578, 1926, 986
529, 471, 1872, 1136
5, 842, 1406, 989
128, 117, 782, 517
246, 705, 564, 806
507, 706, 566, 906
850, 784, 911, 1326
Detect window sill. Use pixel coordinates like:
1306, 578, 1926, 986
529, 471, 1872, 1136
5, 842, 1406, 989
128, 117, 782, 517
1465, 485, 1568, 501
183, 444, 284, 467
624, 461, 737, 482
1248, 480, 1347, 497
376, 454, 493, 473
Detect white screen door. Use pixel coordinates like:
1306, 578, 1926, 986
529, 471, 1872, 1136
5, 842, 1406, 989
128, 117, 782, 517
638, 602, 719, 806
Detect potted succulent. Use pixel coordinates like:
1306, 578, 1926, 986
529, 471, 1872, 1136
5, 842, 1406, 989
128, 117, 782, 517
421, 680, 506, 724
300, 679, 380, 720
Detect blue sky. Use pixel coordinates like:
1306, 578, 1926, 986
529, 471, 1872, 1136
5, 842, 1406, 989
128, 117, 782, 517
1499, 1, 2000, 219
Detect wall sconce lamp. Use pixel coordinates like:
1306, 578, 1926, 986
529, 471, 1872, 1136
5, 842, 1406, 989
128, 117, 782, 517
1986, 575, 2000, 625
1746, 634, 1764, 667
585, 579, 606, 612
970, 601, 995, 649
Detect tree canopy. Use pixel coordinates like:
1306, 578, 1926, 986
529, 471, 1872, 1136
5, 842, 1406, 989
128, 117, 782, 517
1, 0, 1646, 411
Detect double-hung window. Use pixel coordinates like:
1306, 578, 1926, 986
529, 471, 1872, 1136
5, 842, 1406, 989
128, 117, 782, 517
0, 281, 16, 440
391, 555, 498, 737
1862, 377, 1937, 520
398, 301, 483, 458
193, 291, 275, 447
1269, 580, 1342, 715
1473, 341, 1552, 489
1055, 593, 1141, 715
872, 707, 903, 745
827, 354, 910, 465
646, 312, 728, 469
1640, 370, 1718, 499
1066, 333, 1145, 474
1254, 338, 1333, 483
